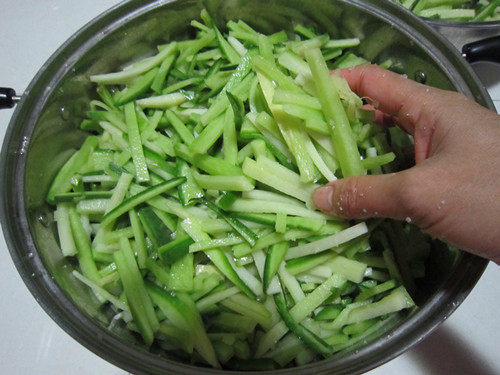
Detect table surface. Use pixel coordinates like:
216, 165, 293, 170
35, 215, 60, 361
1, 2, 499, 374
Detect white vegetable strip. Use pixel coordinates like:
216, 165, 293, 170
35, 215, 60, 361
304, 134, 337, 181
226, 253, 263, 296
196, 286, 239, 313
285, 222, 369, 260
230, 198, 326, 219
227, 36, 248, 56
72, 270, 130, 313
54, 204, 77, 256
189, 236, 244, 252
90, 42, 177, 84
278, 263, 305, 303
136, 92, 188, 109
242, 156, 318, 203
105, 173, 134, 214
242, 189, 305, 206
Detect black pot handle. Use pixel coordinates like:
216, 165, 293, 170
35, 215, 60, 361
462, 35, 500, 64
0, 87, 21, 109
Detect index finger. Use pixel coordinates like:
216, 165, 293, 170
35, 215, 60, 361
337, 64, 447, 135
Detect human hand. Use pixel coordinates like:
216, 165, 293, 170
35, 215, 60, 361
313, 64, 500, 263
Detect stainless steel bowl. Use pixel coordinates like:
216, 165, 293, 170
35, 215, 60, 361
0, 0, 491, 374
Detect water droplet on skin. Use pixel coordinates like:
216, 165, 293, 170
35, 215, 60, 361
362, 208, 367, 214
440, 200, 446, 205
360, 193, 365, 197
374, 211, 379, 216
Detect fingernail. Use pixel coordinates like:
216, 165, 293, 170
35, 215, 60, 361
313, 185, 334, 213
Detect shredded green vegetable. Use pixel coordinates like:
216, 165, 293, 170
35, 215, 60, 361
47, 10, 434, 370
394, 0, 500, 21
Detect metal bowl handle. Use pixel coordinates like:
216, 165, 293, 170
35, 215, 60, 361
0, 87, 20, 110
462, 35, 500, 64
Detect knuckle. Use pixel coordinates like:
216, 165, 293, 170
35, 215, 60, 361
397, 171, 432, 226
337, 178, 362, 217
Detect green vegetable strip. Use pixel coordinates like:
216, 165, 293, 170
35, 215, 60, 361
274, 293, 332, 357
47, 136, 98, 203
151, 54, 176, 93
177, 160, 204, 206
355, 279, 397, 302
242, 157, 318, 204
124, 103, 149, 182
190, 113, 226, 154
232, 212, 324, 232
230, 198, 326, 219
263, 242, 288, 292
168, 253, 194, 291
90, 42, 177, 84
345, 286, 414, 324
189, 236, 243, 252
199, 200, 258, 246
286, 223, 368, 260
278, 264, 305, 303
193, 172, 255, 192
473, 0, 500, 21
361, 152, 396, 170
136, 92, 187, 109
128, 208, 147, 268
105, 172, 133, 213
256, 273, 346, 357
120, 237, 159, 329
54, 204, 77, 256
223, 109, 238, 165
114, 68, 158, 106
273, 89, 321, 109
305, 48, 364, 177
257, 73, 320, 182
181, 218, 256, 299
275, 212, 287, 234
157, 234, 192, 263
165, 110, 195, 145
114, 245, 154, 345
101, 177, 185, 227
72, 270, 129, 313
196, 286, 239, 312
68, 207, 100, 282
147, 282, 220, 368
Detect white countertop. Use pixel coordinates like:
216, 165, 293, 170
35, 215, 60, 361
1, 1, 499, 374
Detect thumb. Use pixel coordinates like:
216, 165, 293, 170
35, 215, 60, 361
313, 172, 415, 222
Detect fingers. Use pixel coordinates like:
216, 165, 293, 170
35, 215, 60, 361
338, 64, 445, 135
339, 64, 463, 163
313, 171, 417, 222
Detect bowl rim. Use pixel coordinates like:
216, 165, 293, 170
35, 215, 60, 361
0, 0, 490, 374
